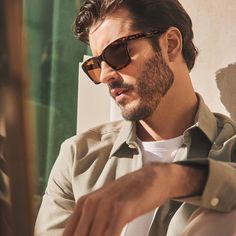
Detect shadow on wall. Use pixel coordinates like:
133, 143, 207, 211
216, 62, 236, 122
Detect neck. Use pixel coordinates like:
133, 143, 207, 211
137, 78, 198, 141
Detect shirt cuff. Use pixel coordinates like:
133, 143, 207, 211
173, 158, 236, 212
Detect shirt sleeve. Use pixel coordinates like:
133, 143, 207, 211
173, 138, 236, 212
34, 140, 75, 236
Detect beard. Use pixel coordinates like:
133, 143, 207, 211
110, 50, 174, 121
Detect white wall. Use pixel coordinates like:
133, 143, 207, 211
77, 1, 236, 133
180, 0, 236, 118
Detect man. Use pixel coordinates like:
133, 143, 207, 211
35, 0, 236, 235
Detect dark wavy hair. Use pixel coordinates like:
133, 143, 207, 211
74, 0, 198, 70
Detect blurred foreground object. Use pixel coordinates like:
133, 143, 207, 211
0, 0, 36, 235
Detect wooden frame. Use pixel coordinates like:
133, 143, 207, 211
0, 1, 35, 235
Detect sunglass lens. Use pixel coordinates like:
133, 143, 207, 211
104, 43, 130, 70
82, 43, 131, 84
82, 58, 101, 84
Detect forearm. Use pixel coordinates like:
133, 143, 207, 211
150, 162, 208, 199
171, 163, 208, 197
64, 162, 208, 236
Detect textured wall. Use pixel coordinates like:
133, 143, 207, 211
180, 0, 236, 120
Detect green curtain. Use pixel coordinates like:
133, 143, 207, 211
23, 0, 90, 196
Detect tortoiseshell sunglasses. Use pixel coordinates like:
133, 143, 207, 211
82, 29, 166, 84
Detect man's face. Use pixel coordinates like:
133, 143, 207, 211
89, 9, 174, 121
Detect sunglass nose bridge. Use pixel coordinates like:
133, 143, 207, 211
97, 54, 105, 67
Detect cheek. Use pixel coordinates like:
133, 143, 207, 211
119, 42, 153, 79
117, 64, 139, 84
116, 44, 156, 85
117, 56, 145, 83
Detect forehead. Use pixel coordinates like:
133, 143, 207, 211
89, 8, 135, 55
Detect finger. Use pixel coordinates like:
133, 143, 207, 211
63, 196, 86, 236
104, 202, 130, 236
73, 196, 98, 236
89, 200, 112, 236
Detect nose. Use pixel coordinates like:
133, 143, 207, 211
99, 61, 119, 84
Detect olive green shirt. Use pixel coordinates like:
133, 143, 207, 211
35, 96, 236, 235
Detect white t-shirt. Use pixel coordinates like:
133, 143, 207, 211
123, 135, 184, 236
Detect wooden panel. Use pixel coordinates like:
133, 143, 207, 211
1, 0, 35, 235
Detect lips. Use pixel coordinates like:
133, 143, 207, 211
110, 88, 129, 99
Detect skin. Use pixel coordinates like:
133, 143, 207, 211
64, 8, 208, 236
108, 48, 174, 121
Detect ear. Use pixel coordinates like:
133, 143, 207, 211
161, 27, 183, 63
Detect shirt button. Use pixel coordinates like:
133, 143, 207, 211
211, 197, 219, 207
128, 144, 136, 149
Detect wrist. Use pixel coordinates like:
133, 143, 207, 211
168, 163, 208, 198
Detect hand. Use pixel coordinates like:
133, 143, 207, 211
63, 162, 207, 236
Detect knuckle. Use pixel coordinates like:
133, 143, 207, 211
76, 194, 87, 204
76, 194, 97, 213
83, 196, 96, 209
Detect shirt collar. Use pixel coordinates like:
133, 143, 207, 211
190, 93, 218, 143
109, 93, 218, 158
109, 120, 136, 158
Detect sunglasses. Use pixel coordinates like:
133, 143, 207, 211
82, 29, 166, 84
